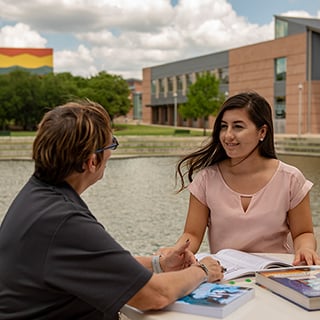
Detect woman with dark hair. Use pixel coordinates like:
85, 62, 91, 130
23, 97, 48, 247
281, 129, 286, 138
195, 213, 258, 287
174, 91, 319, 265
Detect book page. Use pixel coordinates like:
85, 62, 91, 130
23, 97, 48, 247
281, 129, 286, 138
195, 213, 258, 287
196, 249, 292, 280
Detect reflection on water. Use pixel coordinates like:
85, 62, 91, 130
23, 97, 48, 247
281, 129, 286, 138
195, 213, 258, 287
0, 155, 319, 255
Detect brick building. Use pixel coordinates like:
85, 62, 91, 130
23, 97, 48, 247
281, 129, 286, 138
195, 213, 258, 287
142, 15, 320, 134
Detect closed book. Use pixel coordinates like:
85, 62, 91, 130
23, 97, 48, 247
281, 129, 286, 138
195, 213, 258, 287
256, 266, 320, 311
165, 283, 254, 318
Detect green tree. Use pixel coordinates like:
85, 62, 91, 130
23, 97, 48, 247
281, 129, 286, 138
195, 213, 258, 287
78, 71, 131, 121
0, 74, 11, 130
41, 72, 79, 109
0, 70, 43, 130
0, 70, 131, 130
179, 73, 224, 135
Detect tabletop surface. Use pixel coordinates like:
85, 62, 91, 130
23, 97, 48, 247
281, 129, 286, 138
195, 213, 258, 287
121, 253, 320, 320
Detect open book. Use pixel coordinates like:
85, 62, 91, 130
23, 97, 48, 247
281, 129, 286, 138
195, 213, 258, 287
196, 249, 292, 281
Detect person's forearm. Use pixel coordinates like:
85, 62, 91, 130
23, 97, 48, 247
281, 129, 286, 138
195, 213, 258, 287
127, 263, 209, 311
135, 256, 153, 271
293, 232, 317, 251
176, 233, 201, 253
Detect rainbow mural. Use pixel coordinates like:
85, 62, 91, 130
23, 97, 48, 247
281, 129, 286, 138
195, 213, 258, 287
0, 48, 53, 75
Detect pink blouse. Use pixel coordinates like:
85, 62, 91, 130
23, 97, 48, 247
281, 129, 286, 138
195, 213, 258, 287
188, 161, 313, 253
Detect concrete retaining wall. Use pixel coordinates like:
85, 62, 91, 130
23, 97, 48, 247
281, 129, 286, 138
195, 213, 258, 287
1, 135, 320, 160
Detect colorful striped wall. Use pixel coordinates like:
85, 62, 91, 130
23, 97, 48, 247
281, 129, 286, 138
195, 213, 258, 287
0, 48, 53, 75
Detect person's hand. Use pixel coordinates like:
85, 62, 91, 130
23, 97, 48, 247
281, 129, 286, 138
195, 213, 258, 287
157, 241, 197, 272
197, 256, 225, 282
293, 248, 320, 266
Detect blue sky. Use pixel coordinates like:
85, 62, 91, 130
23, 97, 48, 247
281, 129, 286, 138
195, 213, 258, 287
0, 0, 319, 79
228, 0, 320, 24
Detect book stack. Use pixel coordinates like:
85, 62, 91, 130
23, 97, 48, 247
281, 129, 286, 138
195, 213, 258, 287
165, 282, 254, 318
256, 266, 320, 311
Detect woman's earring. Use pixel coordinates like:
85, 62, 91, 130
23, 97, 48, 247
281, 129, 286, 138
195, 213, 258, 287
260, 138, 264, 141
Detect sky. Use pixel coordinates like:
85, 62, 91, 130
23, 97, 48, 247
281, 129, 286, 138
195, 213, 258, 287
0, 0, 319, 80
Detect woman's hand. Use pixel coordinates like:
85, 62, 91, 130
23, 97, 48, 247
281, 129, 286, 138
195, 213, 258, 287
293, 248, 320, 266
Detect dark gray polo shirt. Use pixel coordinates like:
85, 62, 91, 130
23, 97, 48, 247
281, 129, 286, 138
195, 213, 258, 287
0, 175, 152, 320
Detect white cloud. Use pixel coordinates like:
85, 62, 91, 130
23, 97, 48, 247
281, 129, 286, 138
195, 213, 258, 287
0, 0, 318, 79
54, 45, 98, 77
280, 10, 316, 18
0, 23, 47, 47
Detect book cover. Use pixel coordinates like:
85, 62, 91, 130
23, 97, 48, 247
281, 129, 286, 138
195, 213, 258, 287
196, 249, 292, 280
165, 282, 254, 318
256, 266, 320, 311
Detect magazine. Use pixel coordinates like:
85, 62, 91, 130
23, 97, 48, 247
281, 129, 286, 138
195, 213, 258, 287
165, 282, 254, 318
256, 266, 320, 311
196, 249, 292, 280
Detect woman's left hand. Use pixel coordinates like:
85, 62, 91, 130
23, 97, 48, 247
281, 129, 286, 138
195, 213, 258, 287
293, 248, 320, 265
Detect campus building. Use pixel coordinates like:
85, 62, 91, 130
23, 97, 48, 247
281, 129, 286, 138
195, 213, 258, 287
142, 15, 320, 134
0, 48, 53, 75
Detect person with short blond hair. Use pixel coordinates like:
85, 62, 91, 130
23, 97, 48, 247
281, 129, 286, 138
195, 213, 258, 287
0, 99, 223, 320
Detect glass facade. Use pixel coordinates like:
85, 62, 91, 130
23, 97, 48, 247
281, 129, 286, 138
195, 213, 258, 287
133, 92, 142, 120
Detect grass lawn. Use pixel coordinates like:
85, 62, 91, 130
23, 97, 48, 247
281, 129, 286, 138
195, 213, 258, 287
10, 131, 36, 137
9, 124, 210, 137
113, 124, 209, 136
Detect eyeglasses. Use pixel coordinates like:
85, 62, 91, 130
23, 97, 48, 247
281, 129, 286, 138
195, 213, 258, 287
95, 136, 119, 153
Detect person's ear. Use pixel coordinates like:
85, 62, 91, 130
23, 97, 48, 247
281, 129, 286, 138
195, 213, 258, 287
260, 125, 267, 140
83, 153, 97, 173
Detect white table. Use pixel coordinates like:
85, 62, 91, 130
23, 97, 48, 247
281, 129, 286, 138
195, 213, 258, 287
121, 254, 320, 320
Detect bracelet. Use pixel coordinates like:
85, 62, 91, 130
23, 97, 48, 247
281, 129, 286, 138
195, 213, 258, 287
192, 262, 209, 282
152, 255, 163, 273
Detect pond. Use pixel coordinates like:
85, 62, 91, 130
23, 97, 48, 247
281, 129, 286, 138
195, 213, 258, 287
0, 155, 319, 255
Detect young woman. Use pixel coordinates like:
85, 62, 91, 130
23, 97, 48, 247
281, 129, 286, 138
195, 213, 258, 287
174, 91, 319, 266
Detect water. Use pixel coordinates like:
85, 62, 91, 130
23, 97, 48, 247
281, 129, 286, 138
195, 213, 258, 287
0, 155, 319, 255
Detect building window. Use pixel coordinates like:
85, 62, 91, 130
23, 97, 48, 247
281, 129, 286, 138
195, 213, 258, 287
159, 78, 165, 93
168, 77, 173, 93
164, 107, 168, 123
275, 57, 287, 81
151, 80, 156, 95
177, 76, 183, 91
275, 96, 286, 119
195, 72, 202, 80
275, 19, 288, 39
218, 67, 229, 84
186, 73, 193, 88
